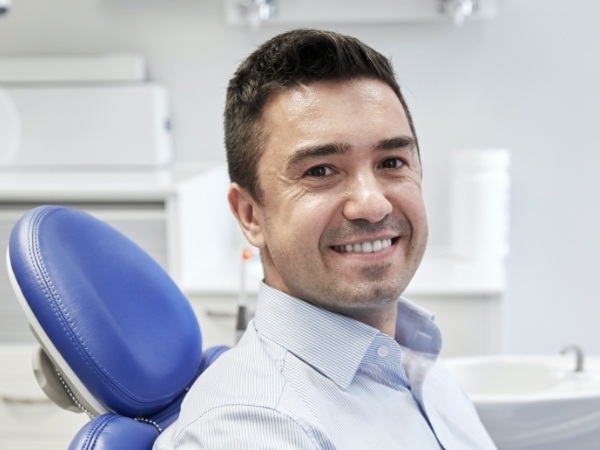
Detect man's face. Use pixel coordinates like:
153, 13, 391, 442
231, 78, 428, 323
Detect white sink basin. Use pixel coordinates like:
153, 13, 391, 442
446, 355, 600, 449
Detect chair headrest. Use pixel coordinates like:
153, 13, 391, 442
8, 205, 202, 418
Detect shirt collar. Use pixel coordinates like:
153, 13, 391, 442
253, 283, 442, 390
394, 297, 442, 355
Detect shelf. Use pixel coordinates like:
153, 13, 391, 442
0, 165, 210, 202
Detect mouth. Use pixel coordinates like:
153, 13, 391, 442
331, 237, 397, 254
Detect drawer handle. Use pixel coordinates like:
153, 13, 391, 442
205, 310, 236, 319
1, 394, 52, 404
205, 309, 255, 319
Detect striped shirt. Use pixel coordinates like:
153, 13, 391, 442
154, 283, 496, 449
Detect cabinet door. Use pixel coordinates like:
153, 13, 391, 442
0, 345, 89, 448
0, 202, 168, 343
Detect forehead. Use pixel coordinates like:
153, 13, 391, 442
259, 78, 413, 161
265, 78, 405, 119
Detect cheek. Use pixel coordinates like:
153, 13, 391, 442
390, 187, 428, 239
392, 184, 426, 214
267, 194, 339, 249
409, 195, 428, 224
402, 191, 428, 242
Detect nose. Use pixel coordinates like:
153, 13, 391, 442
342, 173, 393, 223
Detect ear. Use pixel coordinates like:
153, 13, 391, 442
228, 183, 266, 249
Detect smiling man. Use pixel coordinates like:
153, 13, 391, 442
154, 29, 495, 449
239, 77, 427, 338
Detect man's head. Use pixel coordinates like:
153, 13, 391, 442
226, 29, 427, 333
225, 28, 418, 204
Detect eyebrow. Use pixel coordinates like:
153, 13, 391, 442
375, 136, 417, 153
286, 135, 417, 170
286, 143, 351, 169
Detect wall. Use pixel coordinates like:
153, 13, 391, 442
1, 0, 599, 355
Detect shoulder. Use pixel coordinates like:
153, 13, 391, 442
169, 404, 320, 449
192, 328, 288, 407
164, 329, 323, 448
174, 326, 291, 428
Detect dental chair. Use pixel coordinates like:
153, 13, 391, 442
7, 205, 229, 449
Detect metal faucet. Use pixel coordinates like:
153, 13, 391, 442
560, 345, 585, 372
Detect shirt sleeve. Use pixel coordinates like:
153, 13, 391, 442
166, 404, 321, 450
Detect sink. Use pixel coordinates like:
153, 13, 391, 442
445, 355, 600, 449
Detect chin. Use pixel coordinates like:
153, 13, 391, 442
339, 282, 404, 308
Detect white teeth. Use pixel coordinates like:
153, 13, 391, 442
333, 238, 393, 253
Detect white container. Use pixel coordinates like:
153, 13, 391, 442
0, 84, 173, 169
0, 54, 147, 83
450, 149, 510, 260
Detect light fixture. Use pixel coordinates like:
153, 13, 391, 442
0, 0, 11, 16
440, 0, 479, 26
235, 0, 277, 30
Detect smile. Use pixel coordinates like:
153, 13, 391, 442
332, 238, 393, 254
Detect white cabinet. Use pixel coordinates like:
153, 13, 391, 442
0, 167, 212, 343
0, 345, 89, 449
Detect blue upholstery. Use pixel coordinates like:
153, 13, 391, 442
7, 205, 229, 448
68, 414, 159, 450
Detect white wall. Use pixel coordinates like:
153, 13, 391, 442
1, 0, 599, 355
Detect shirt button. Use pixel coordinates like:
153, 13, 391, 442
377, 345, 389, 358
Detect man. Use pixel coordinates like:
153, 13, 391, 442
155, 29, 495, 449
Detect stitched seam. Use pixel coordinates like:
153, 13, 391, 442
29, 208, 178, 407
81, 414, 116, 450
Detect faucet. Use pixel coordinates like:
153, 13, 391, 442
560, 345, 585, 372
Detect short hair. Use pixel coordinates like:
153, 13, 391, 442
224, 28, 418, 203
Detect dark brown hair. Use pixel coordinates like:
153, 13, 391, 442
224, 28, 418, 203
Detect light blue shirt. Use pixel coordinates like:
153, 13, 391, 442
154, 283, 496, 449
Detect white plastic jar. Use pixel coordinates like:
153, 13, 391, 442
450, 148, 511, 260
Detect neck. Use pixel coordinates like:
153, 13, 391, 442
342, 302, 398, 338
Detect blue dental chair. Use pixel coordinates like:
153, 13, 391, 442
7, 205, 229, 449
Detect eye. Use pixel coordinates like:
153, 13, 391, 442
305, 165, 334, 178
379, 158, 404, 169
